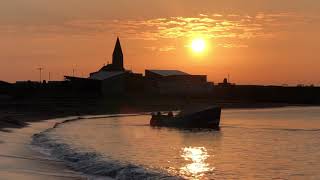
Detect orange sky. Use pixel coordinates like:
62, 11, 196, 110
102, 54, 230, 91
0, 0, 320, 85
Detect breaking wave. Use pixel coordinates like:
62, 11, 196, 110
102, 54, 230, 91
32, 117, 181, 180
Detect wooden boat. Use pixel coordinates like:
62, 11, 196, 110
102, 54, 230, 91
150, 106, 221, 129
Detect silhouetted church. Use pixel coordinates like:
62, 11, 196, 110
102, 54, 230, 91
89, 37, 127, 80
95, 37, 125, 72
66, 37, 213, 96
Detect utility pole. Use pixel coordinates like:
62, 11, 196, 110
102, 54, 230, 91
48, 72, 51, 81
37, 67, 43, 83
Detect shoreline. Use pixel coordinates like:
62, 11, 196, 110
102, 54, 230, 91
1, 101, 316, 131
0, 117, 88, 180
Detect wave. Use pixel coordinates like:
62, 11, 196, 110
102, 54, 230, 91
32, 116, 181, 180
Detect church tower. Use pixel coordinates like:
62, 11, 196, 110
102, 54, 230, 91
112, 37, 124, 71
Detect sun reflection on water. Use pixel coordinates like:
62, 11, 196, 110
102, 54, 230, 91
180, 147, 214, 179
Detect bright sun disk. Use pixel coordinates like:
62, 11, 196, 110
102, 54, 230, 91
191, 38, 206, 53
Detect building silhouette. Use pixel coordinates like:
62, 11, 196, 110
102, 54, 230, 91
96, 37, 125, 72
3, 38, 320, 105
145, 70, 213, 94
65, 37, 213, 96
218, 78, 235, 87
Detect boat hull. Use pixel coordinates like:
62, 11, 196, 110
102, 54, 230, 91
150, 107, 221, 129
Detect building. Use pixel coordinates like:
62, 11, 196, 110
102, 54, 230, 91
90, 37, 125, 73
65, 37, 143, 95
145, 70, 213, 95
0, 80, 11, 96
218, 78, 235, 87
66, 37, 214, 96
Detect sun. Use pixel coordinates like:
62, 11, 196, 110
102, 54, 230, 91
191, 38, 206, 53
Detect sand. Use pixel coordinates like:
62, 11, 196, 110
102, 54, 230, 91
0, 117, 88, 180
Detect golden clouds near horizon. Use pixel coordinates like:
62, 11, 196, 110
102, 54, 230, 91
0, 12, 311, 54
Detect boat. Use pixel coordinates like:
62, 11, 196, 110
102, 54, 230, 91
150, 106, 221, 129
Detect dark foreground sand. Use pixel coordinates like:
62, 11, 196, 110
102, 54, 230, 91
0, 117, 91, 180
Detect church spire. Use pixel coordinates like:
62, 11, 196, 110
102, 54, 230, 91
112, 37, 124, 71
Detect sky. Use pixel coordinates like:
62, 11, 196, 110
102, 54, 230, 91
0, 0, 320, 85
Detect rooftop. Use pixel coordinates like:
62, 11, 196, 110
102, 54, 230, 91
0, 80, 10, 85
146, 70, 190, 76
89, 71, 126, 80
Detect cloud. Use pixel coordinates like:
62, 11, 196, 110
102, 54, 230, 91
144, 46, 157, 51
159, 46, 176, 52
217, 44, 249, 48
66, 12, 315, 42
0, 12, 317, 49
144, 46, 176, 52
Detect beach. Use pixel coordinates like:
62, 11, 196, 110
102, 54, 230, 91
0, 115, 89, 180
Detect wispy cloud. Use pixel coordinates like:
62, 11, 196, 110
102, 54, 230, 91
144, 46, 176, 52
114, 12, 311, 41
217, 44, 249, 48
159, 46, 176, 52
1, 12, 317, 49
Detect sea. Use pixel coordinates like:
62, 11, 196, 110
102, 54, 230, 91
32, 107, 320, 179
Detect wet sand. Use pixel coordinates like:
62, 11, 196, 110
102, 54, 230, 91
0, 118, 88, 180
